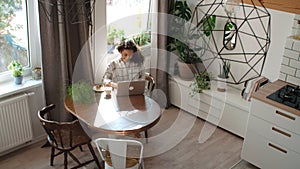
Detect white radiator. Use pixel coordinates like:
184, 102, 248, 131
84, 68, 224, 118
0, 93, 33, 153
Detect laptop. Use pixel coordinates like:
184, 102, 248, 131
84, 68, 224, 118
115, 80, 146, 96
114, 95, 146, 111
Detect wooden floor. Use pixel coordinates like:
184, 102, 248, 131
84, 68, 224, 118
0, 106, 255, 169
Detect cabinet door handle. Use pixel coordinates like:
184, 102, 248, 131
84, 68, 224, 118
272, 127, 291, 138
275, 110, 295, 121
268, 143, 287, 154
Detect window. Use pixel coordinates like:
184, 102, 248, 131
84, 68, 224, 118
0, 0, 41, 82
106, 0, 152, 46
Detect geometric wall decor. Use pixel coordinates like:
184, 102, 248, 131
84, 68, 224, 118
188, 0, 271, 84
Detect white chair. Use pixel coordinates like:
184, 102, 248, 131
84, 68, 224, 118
94, 138, 144, 169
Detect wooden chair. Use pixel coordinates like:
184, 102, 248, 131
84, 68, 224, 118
145, 72, 155, 97
94, 138, 144, 169
144, 72, 156, 140
38, 104, 102, 169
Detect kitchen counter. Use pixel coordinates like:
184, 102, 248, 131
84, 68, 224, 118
252, 80, 300, 116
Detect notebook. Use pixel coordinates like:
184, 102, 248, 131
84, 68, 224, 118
116, 80, 146, 96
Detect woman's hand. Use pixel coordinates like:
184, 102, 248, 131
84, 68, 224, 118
107, 82, 117, 89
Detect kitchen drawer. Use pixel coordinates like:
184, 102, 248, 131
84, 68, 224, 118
247, 115, 300, 153
242, 130, 300, 169
251, 99, 300, 135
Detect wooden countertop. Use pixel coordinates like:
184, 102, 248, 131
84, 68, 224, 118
252, 80, 300, 116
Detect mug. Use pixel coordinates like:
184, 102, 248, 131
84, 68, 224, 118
32, 67, 42, 80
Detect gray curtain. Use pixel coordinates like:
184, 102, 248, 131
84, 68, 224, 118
151, 0, 174, 108
38, 0, 94, 121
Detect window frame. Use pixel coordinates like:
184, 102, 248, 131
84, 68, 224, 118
0, 1, 41, 83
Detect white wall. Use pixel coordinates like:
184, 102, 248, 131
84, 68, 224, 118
262, 9, 294, 82
187, 0, 295, 85
94, 0, 108, 84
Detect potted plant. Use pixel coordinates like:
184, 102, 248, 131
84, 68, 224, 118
189, 72, 211, 96
67, 81, 95, 104
217, 60, 231, 92
132, 31, 151, 46
168, 0, 204, 80
7, 60, 24, 85
107, 26, 125, 53
132, 31, 151, 58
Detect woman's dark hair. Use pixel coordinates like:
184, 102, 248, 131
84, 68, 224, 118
117, 39, 144, 65
116, 39, 138, 53
130, 50, 144, 65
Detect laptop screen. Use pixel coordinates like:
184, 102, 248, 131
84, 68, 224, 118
116, 80, 146, 96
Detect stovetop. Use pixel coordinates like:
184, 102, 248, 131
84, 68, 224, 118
267, 84, 300, 111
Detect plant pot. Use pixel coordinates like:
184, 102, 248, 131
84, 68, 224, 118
217, 77, 227, 92
177, 61, 195, 80
14, 76, 23, 85
177, 61, 206, 81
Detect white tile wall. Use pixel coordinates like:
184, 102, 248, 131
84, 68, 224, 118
279, 15, 300, 85
283, 48, 299, 60
280, 64, 296, 75
281, 57, 290, 65
287, 75, 300, 85
296, 70, 300, 78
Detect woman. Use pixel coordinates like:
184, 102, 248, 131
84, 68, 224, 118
103, 39, 145, 88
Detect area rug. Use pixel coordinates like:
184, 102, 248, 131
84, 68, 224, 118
230, 159, 259, 169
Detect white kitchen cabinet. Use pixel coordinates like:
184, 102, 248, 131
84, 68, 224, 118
242, 98, 300, 169
169, 76, 250, 138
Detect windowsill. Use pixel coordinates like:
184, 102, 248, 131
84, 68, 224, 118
0, 76, 43, 99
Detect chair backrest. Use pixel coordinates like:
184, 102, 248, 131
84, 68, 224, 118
94, 138, 144, 169
145, 72, 155, 97
38, 104, 89, 150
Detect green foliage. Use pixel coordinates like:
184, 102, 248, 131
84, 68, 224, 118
107, 26, 125, 45
132, 31, 151, 46
189, 72, 211, 96
196, 15, 216, 37
168, 0, 202, 64
0, 0, 22, 33
219, 60, 231, 78
173, 0, 192, 21
7, 60, 23, 77
225, 21, 234, 31
67, 82, 95, 104
170, 40, 201, 63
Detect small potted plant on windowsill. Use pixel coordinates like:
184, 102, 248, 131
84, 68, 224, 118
217, 60, 230, 92
7, 60, 24, 85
